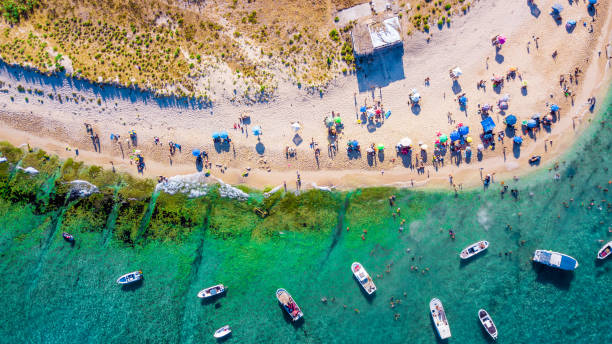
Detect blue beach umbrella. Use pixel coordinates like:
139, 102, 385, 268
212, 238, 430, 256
552, 3, 563, 13
527, 119, 537, 128
514, 136, 523, 144
191, 149, 201, 157
450, 131, 461, 142
212, 132, 221, 139
459, 126, 469, 136
505, 115, 517, 126
550, 104, 560, 112
219, 131, 229, 139
566, 20, 577, 27
459, 96, 467, 105
589, 0, 597, 4
360, 106, 367, 112
252, 126, 262, 136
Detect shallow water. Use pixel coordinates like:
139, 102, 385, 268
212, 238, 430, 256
0, 93, 611, 343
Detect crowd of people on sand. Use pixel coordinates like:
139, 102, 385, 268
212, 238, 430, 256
66, 2, 604, 192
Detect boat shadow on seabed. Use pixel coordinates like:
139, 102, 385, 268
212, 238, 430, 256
352, 278, 376, 304
121, 279, 144, 292
458, 250, 489, 269
532, 263, 575, 290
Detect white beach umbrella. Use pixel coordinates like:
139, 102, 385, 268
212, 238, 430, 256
420, 144, 428, 150
477, 143, 485, 151
398, 137, 412, 147
452, 67, 463, 77
291, 122, 301, 131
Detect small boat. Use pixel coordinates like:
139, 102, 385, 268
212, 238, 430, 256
197, 284, 226, 299
276, 288, 303, 321
116, 271, 143, 285
62, 232, 74, 242
213, 325, 231, 339
351, 262, 377, 295
430, 298, 451, 339
460, 240, 489, 259
597, 241, 612, 260
533, 250, 578, 271
478, 309, 498, 340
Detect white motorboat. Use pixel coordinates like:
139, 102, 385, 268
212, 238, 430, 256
213, 325, 231, 339
197, 284, 226, 299
597, 241, 612, 260
116, 270, 143, 285
351, 262, 377, 295
430, 298, 451, 339
533, 250, 579, 271
276, 288, 303, 321
460, 240, 489, 259
478, 309, 498, 340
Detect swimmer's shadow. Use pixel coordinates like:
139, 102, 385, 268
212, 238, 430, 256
533, 263, 574, 290
121, 279, 144, 292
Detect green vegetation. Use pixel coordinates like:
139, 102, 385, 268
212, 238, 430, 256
1, 0, 38, 24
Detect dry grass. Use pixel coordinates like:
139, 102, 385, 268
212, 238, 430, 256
0, 0, 472, 100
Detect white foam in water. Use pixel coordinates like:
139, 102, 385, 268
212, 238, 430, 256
477, 206, 491, 230
155, 173, 249, 200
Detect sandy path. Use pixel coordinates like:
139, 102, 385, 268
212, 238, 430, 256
0, 0, 610, 191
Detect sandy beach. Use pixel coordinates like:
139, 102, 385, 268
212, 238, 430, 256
0, 0, 611, 191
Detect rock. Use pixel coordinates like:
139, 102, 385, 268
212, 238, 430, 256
17, 166, 39, 175
68, 180, 99, 198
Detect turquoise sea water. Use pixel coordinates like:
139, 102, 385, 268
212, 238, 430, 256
0, 90, 611, 343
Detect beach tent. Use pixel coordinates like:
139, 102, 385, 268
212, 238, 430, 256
505, 115, 517, 126
219, 131, 229, 139
459, 126, 469, 136
291, 122, 301, 131
481, 117, 496, 133
550, 104, 560, 112
527, 119, 537, 128
552, 3, 563, 13
439, 134, 448, 143
212, 132, 221, 139
450, 131, 461, 142
398, 137, 412, 147
192, 149, 201, 157
252, 126, 262, 136
514, 136, 523, 144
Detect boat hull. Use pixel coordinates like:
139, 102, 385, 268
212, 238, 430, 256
198, 284, 225, 298
213, 325, 231, 339
597, 242, 612, 260
276, 288, 303, 322
116, 271, 143, 285
351, 262, 377, 295
533, 250, 578, 271
478, 309, 498, 340
460, 240, 489, 259
430, 298, 451, 339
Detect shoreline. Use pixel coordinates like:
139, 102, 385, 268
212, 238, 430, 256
0, 0, 611, 191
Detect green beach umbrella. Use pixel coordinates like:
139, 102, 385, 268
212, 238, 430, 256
439, 134, 448, 143
377, 144, 385, 150
334, 117, 342, 124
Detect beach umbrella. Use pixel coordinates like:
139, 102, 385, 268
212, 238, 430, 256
212, 132, 221, 139
492, 76, 503, 83
376, 109, 382, 115
505, 114, 517, 126
459, 96, 467, 105
366, 147, 374, 153
291, 122, 301, 131
498, 101, 509, 110
367, 111, 375, 119
500, 94, 510, 102
384, 110, 392, 119
497, 35, 506, 45
550, 104, 560, 112
552, 3, 563, 12
350, 140, 359, 147
360, 106, 367, 112
527, 119, 537, 128
466, 137, 473, 143
252, 125, 262, 136
532, 114, 541, 120
398, 137, 412, 147
566, 19, 577, 28
325, 116, 334, 126
450, 131, 461, 142
420, 144, 428, 150
477, 144, 484, 150
522, 80, 528, 87
459, 126, 469, 136
589, 0, 596, 4
219, 131, 229, 139
377, 144, 385, 150
451, 67, 462, 78
411, 93, 421, 103
509, 67, 518, 72
439, 134, 448, 143
334, 117, 342, 124
513, 136, 523, 144
191, 149, 201, 157
482, 104, 492, 111
546, 114, 553, 121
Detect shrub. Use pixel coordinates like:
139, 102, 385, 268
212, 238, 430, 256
329, 29, 339, 42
